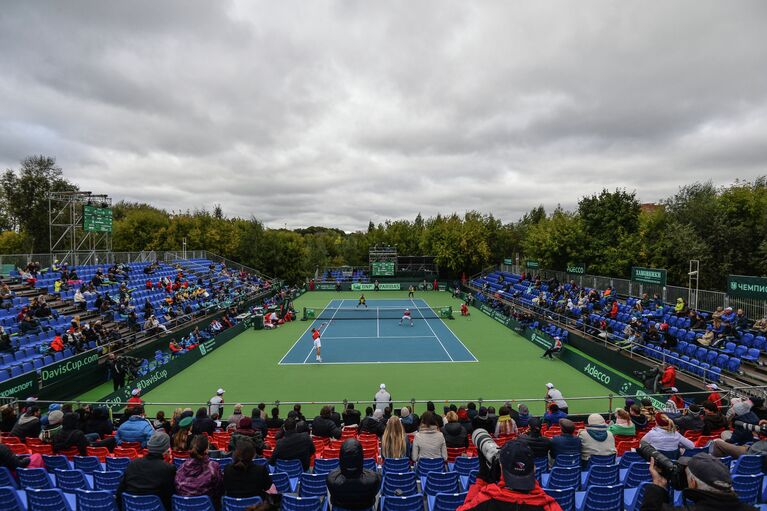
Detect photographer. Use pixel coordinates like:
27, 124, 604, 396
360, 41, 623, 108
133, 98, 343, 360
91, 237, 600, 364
643, 453, 756, 511
458, 435, 562, 511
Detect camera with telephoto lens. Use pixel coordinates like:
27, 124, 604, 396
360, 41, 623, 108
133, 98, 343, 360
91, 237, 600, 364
472, 429, 501, 483
734, 420, 767, 435
636, 443, 688, 490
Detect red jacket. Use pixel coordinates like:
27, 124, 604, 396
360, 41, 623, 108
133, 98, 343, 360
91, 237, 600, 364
457, 477, 562, 511
707, 392, 722, 408
660, 366, 676, 388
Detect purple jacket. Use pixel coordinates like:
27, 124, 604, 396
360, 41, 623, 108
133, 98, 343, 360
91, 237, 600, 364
175, 456, 223, 500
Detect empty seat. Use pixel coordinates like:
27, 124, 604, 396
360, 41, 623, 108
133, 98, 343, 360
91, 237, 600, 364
93, 471, 122, 493
423, 471, 460, 496
26, 488, 74, 511
383, 471, 418, 496
75, 489, 118, 511
299, 472, 328, 498
171, 495, 216, 511
122, 493, 164, 511
575, 484, 624, 511
280, 494, 324, 511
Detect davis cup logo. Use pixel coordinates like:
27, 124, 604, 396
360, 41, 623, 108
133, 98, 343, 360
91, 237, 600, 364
731, 281, 738, 290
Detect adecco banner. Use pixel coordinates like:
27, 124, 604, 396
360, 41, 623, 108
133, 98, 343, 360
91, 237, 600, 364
40, 350, 101, 387
0, 370, 38, 399
351, 283, 401, 291
99, 322, 246, 410
727, 275, 767, 300
526, 260, 540, 269
315, 284, 337, 290
566, 263, 586, 275
631, 266, 667, 287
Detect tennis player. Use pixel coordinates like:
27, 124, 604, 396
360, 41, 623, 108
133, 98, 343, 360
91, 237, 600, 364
408, 285, 415, 298
312, 326, 324, 362
357, 294, 368, 308
399, 308, 413, 327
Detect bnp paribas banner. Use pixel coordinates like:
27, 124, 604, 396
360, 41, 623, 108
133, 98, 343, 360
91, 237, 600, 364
351, 283, 401, 291
99, 321, 245, 410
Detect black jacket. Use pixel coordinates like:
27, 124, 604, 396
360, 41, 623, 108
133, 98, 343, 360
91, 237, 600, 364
191, 416, 216, 436
359, 416, 385, 437
443, 422, 469, 448
269, 431, 316, 471
518, 433, 552, 459
312, 416, 342, 439
641, 483, 757, 511
10, 414, 41, 441
674, 414, 704, 435
53, 414, 89, 456
84, 407, 114, 438
342, 409, 361, 426
326, 440, 381, 509
228, 430, 265, 455
223, 462, 272, 499
117, 454, 177, 511
266, 417, 284, 429
0, 443, 30, 470
472, 416, 494, 433
702, 414, 727, 435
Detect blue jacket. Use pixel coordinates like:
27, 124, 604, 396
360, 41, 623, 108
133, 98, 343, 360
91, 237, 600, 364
543, 410, 568, 425
550, 434, 582, 458
116, 416, 155, 447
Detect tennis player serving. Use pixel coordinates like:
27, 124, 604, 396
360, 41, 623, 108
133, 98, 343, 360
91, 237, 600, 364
312, 324, 326, 362
399, 308, 413, 327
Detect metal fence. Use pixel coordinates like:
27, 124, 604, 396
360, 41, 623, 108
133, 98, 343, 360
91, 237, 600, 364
499, 264, 767, 320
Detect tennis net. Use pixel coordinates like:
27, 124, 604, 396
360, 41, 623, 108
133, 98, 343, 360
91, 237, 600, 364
302, 306, 453, 321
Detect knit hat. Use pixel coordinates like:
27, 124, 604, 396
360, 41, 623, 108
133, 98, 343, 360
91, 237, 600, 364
48, 410, 64, 426
147, 431, 170, 455
179, 416, 193, 428
400, 407, 410, 418
587, 413, 606, 426
372, 409, 384, 419
732, 399, 752, 417
237, 417, 253, 430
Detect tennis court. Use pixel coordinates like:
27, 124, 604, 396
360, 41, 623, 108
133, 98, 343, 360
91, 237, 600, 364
278, 298, 478, 365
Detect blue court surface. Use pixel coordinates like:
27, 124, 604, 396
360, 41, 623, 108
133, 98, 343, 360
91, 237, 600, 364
279, 299, 478, 365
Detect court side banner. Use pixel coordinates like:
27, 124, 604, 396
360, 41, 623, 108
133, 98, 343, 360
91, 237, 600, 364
351, 283, 401, 291
727, 275, 767, 300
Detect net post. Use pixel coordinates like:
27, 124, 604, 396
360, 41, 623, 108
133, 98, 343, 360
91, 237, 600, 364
302, 307, 307, 321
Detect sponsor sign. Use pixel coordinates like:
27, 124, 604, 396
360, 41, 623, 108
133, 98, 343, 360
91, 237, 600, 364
503, 258, 513, 265
0, 371, 39, 399
492, 311, 510, 326
566, 263, 586, 275
529, 331, 553, 349
351, 283, 401, 291
315, 284, 337, 290
631, 267, 667, 287
526, 260, 540, 269
727, 275, 767, 300
40, 350, 101, 386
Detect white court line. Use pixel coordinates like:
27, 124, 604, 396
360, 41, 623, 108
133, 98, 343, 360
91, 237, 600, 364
432, 298, 479, 362
320, 335, 438, 339
277, 300, 337, 364
412, 298, 454, 362
279, 359, 478, 366
303, 299, 343, 363
377, 307, 380, 338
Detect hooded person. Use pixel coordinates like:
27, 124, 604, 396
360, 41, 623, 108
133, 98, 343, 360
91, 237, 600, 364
53, 412, 90, 456
457, 440, 562, 511
360, 408, 386, 437
326, 438, 382, 509
516, 404, 531, 428
577, 414, 616, 465
84, 406, 114, 439
227, 416, 265, 455
473, 407, 493, 432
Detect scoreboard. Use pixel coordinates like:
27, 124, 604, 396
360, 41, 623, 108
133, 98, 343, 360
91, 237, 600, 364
83, 205, 113, 232
371, 261, 395, 277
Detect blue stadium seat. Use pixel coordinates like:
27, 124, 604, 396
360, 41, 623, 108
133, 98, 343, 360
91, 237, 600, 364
275, 459, 304, 479
416, 458, 446, 477
382, 472, 418, 496
270, 471, 296, 494
73, 456, 102, 474
280, 494, 326, 511
26, 488, 74, 511
621, 462, 651, 488
423, 472, 459, 496
123, 493, 164, 511
42, 455, 70, 472
172, 495, 216, 511
105, 457, 130, 472
545, 487, 575, 511
382, 458, 411, 475
755, 336, 767, 351
581, 464, 619, 488
0, 486, 25, 511
54, 469, 92, 492
742, 348, 761, 363
452, 456, 479, 476
575, 484, 624, 511
380, 494, 424, 511
542, 465, 580, 490
427, 492, 469, 511
624, 481, 651, 511
728, 358, 742, 373
732, 474, 762, 504
299, 472, 328, 498
18, 468, 54, 490
75, 489, 118, 511
222, 496, 262, 511
0, 466, 18, 488
92, 474, 123, 492
732, 455, 763, 475
313, 458, 340, 475
618, 452, 643, 469
587, 454, 615, 467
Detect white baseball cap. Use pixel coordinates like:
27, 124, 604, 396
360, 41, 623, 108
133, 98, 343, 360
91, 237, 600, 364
706, 384, 719, 390
380, 384, 386, 389
217, 388, 225, 395
671, 387, 679, 393
131, 388, 140, 396
546, 383, 554, 389
554, 336, 560, 341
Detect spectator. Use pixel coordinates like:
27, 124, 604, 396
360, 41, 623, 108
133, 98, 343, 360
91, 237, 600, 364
250, 408, 268, 438
711, 399, 759, 456
706, 384, 722, 409
342, 404, 361, 427
701, 401, 727, 435
411, 411, 447, 463
208, 388, 225, 417
0, 405, 17, 433
269, 417, 315, 471
173, 416, 194, 452
608, 409, 636, 437
443, 411, 469, 448
227, 417, 264, 455
360, 408, 386, 437
381, 416, 409, 459
85, 406, 114, 439
543, 404, 567, 427
472, 407, 493, 432
644, 453, 751, 511
674, 297, 687, 317
495, 406, 519, 436
116, 405, 155, 447
10, 406, 41, 441
457, 440, 561, 511
516, 404, 531, 428
226, 404, 244, 430
0, 441, 31, 471
327, 439, 382, 510
458, 407, 474, 434
674, 404, 704, 435
660, 363, 676, 390
191, 407, 216, 436
175, 435, 223, 504
266, 407, 284, 430
374, 383, 392, 411
53, 413, 88, 456
292, 404, 306, 422
117, 431, 176, 511
578, 414, 616, 465
640, 413, 694, 457
549, 419, 581, 459
545, 383, 568, 414
629, 404, 650, 431
312, 405, 342, 439
518, 417, 552, 460
223, 435, 272, 499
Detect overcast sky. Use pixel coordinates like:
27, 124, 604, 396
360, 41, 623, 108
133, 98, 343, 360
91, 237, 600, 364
1, 1, 765, 230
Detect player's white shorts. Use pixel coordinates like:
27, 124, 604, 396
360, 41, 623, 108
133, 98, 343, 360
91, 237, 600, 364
402, 315, 412, 321
313, 340, 321, 349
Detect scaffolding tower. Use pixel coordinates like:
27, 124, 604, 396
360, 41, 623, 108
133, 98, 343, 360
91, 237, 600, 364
48, 191, 112, 266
